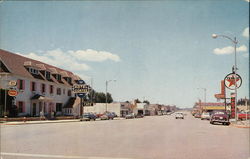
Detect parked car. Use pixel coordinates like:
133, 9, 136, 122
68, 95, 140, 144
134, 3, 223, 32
80, 113, 97, 121
110, 112, 118, 118
201, 112, 211, 120
175, 113, 184, 119
194, 113, 201, 118
125, 114, 135, 119
100, 112, 114, 120
238, 112, 250, 120
210, 111, 230, 125
135, 114, 144, 118
166, 112, 172, 115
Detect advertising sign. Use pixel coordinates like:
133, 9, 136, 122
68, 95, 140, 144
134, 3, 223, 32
8, 89, 18, 97
72, 80, 91, 98
224, 73, 242, 90
230, 93, 236, 119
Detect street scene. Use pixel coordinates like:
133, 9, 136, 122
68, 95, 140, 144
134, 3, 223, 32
1, 112, 249, 159
0, 0, 249, 159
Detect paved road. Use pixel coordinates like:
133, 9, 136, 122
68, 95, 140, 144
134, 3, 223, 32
1, 112, 249, 159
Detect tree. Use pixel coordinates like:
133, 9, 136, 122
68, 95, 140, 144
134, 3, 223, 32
86, 90, 113, 103
134, 99, 141, 103
143, 100, 150, 104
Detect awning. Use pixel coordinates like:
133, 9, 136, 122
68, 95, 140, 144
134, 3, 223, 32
31, 94, 53, 101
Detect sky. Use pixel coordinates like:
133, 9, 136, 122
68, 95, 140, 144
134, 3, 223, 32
0, 0, 249, 108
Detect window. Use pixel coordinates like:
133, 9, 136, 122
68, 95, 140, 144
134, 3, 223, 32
57, 88, 61, 95
63, 89, 65, 94
41, 83, 46, 93
31, 82, 36, 91
29, 68, 39, 75
50, 85, 54, 94
18, 101, 25, 113
45, 71, 51, 80
68, 90, 72, 96
18, 79, 25, 90
56, 74, 61, 81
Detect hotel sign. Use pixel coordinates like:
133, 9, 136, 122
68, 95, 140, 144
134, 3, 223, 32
72, 80, 91, 98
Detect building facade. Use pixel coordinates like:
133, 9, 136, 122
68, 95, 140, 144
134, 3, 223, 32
0, 49, 81, 117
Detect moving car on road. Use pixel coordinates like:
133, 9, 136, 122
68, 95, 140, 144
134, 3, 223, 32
201, 112, 211, 120
175, 113, 184, 119
210, 111, 230, 125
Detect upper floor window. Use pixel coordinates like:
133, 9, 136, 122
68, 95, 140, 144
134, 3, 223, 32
45, 71, 51, 80
18, 79, 25, 90
31, 82, 36, 91
68, 90, 72, 96
41, 83, 46, 93
29, 68, 39, 75
50, 85, 54, 94
57, 88, 61, 95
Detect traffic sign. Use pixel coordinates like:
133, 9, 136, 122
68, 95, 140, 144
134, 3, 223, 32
8, 90, 18, 96
224, 73, 242, 90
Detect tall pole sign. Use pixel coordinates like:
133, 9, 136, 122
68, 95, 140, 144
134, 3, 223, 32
224, 73, 242, 120
72, 80, 91, 116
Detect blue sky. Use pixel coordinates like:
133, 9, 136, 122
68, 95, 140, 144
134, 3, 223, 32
0, 0, 249, 108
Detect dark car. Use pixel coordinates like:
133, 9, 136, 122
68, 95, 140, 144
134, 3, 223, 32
210, 111, 230, 125
80, 113, 97, 121
135, 114, 144, 118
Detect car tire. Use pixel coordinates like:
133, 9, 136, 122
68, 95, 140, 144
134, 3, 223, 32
210, 121, 214, 124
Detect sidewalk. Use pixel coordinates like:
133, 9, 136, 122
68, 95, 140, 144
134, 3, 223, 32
230, 120, 250, 128
0, 117, 125, 125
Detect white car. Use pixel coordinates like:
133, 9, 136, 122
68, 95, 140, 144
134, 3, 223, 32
175, 113, 184, 119
201, 112, 210, 120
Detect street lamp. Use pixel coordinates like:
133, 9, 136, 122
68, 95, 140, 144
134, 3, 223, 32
212, 33, 238, 121
105, 79, 116, 112
197, 88, 207, 103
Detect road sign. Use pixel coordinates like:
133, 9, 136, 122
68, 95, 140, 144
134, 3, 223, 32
224, 73, 242, 90
72, 80, 91, 98
8, 89, 18, 96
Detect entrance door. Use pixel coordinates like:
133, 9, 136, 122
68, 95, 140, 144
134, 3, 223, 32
32, 103, 36, 116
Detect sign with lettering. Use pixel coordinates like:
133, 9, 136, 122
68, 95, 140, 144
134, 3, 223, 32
230, 93, 236, 119
72, 80, 91, 98
8, 89, 18, 96
224, 73, 242, 90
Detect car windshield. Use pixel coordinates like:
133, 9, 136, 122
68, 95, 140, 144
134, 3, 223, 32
214, 112, 226, 115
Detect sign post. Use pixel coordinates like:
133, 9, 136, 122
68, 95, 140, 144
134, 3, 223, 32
224, 73, 242, 120
72, 80, 91, 117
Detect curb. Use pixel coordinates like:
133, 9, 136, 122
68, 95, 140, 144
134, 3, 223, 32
230, 124, 250, 128
0, 120, 80, 125
0, 118, 125, 125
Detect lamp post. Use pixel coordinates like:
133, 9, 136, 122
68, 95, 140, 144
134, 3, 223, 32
197, 88, 206, 113
105, 79, 116, 112
212, 34, 238, 121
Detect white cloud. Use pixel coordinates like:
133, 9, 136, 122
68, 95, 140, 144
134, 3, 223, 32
19, 49, 90, 72
242, 27, 249, 38
69, 49, 121, 62
213, 45, 248, 55
245, 0, 250, 2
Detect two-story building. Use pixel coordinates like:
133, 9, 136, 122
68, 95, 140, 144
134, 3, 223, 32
0, 49, 82, 117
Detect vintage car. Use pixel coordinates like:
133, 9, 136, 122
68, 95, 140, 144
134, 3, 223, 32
201, 112, 211, 120
238, 112, 250, 120
210, 111, 230, 125
175, 112, 184, 119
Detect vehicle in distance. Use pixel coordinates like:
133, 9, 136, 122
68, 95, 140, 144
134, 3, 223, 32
135, 114, 144, 118
125, 113, 135, 119
238, 112, 250, 120
210, 111, 230, 125
100, 112, 114, 120
194, 113, 201, 118
201, 112, 211, 120
175, 113, 184, 119
80, 113, 97, 121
